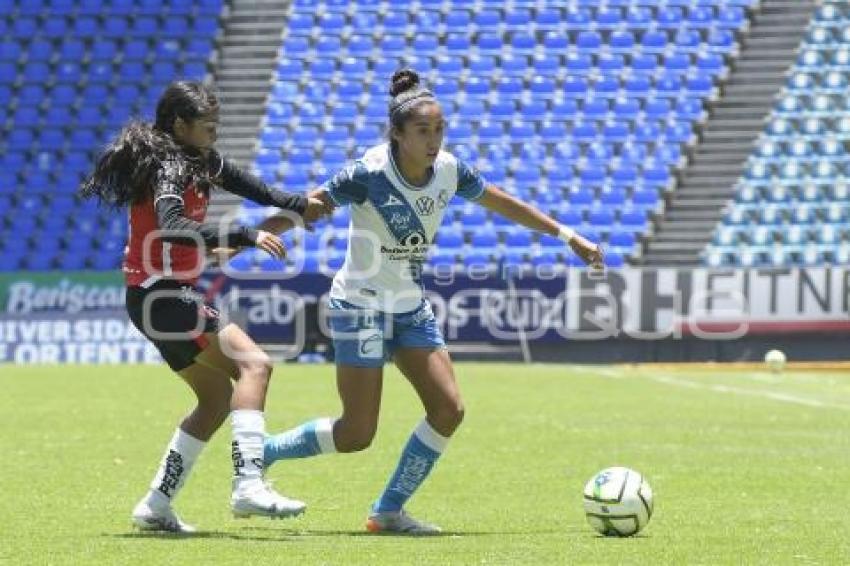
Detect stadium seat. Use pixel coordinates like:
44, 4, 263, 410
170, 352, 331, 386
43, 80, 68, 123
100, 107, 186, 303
704, 8, 850, 266
220, 0, 761, 273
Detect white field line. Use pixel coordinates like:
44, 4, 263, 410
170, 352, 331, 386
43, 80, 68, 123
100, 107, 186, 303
572, 366, 627, 379
646, 373, 850, 411
578, 366, 850, 411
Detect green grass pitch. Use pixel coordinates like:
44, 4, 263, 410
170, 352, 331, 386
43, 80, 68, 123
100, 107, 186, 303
2, 362, 849, 565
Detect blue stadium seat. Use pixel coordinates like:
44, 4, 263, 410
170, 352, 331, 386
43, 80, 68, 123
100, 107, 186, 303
379, 36, 406, 54
565, 53, 593, 75
632, 189, 660, 208
609, 231, 636, 249
627, 8, 654, 30
565, 9, 592, 33
505, 231, 532, 249
436, 230, 464, 249
236, 0, 760, 270
572, 122, 598, 144
576, 31, 602, 53
505, 8, 533, 28
596, 7, 623, 31
283, 37, 310, 58
620, 210, 648, 229
609, 31, 635, 54
465, 77, 491, 100
707, 29, 736, 53
474, 10, 501, 32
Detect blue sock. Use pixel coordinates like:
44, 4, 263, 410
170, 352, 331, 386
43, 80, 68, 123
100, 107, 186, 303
374, 420, 449, 513
264, 417, 337, 465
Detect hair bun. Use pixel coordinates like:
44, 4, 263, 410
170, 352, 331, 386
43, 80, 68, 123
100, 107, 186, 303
389, 69, 420, 97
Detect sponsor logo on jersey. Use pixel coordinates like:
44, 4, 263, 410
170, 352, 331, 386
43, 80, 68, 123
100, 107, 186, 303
415, 196, 436, 216
389, 211, 414, 230
400, 231, 428, 247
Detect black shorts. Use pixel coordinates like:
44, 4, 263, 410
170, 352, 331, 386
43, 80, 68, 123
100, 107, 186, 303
126, 279, 222, 371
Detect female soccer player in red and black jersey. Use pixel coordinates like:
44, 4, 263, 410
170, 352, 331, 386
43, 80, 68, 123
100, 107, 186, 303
81, 80, 331, 532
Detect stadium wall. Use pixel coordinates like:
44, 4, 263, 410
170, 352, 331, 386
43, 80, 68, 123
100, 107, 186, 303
1, 266, 847, 365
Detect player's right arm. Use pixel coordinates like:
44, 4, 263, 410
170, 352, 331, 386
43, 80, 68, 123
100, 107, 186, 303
250, 162, 368, 234
154, 160, 286, 258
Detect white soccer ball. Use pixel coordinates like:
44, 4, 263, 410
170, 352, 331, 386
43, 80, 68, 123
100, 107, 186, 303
583, 467, 653, 537
764, 349, 787, 373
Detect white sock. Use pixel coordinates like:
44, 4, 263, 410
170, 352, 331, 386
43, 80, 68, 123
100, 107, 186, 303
231, 409, 266, 491
142, 427, 206, 510
315, 417, 339, 454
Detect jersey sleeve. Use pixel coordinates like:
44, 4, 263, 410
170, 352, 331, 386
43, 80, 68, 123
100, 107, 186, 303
322, 161, 369, 206
216, 155, 308, 214
152, 160, 257, 248
456, 159, 487, 201
151, 159, 187, 205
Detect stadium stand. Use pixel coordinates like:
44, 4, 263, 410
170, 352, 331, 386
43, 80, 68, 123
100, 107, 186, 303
0, 0, 222, 272
239, 0, 757, 274
704, 2, 850, 267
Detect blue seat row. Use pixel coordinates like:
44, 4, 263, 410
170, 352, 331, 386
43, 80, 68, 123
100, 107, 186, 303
0, 1, 220, 272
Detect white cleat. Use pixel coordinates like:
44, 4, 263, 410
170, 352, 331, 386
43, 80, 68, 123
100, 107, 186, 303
231, 481, 306, 519
131, 500, 196, 534
365, 509, 442, 536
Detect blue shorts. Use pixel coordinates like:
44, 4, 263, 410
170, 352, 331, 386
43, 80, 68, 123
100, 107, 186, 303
327, 298, 446, 368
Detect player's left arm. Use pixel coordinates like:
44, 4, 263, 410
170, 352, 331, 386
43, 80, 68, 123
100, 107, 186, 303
477, 184, 604, 268
210, 151, 332, 223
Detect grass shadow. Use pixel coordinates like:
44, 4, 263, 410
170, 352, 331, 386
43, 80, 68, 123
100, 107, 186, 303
235, 526, 572, 538
107, 526, 572, 541
105, 531, 304, 543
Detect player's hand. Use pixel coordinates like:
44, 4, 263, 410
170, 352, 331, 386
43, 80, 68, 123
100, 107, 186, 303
302, 197, 334, 225
570, 234, 605, 271
254, 230, 286, 258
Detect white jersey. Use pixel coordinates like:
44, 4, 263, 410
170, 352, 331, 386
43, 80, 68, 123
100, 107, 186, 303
323, 143, 486, 313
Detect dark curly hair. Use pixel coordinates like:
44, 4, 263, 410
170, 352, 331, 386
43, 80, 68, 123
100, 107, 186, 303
80, 80, 220, 208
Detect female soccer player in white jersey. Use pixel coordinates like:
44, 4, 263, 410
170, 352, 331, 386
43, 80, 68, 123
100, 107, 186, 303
263, 69, 603, 534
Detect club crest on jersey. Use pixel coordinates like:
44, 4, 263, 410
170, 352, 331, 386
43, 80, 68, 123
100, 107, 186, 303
381, 194, 405, 208
415, 196, 436, 216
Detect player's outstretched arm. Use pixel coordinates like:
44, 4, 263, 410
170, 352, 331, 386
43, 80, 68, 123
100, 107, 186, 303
477, 184, 604, 269
254, 189, 337, 234
210, 189, 335, 261
211, 152, 333, 223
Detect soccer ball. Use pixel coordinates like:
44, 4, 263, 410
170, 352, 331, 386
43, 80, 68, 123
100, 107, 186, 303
583, 467, 653, 537
764, 349, 786, 373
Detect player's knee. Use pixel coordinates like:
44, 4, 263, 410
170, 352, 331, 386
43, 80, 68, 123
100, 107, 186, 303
339, 436, 373, 453
335, 422, 376, 453
452, 402, 465, 427
432, 400, 464, 433
241, 351, 273, 382
208, 400, 231, 428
